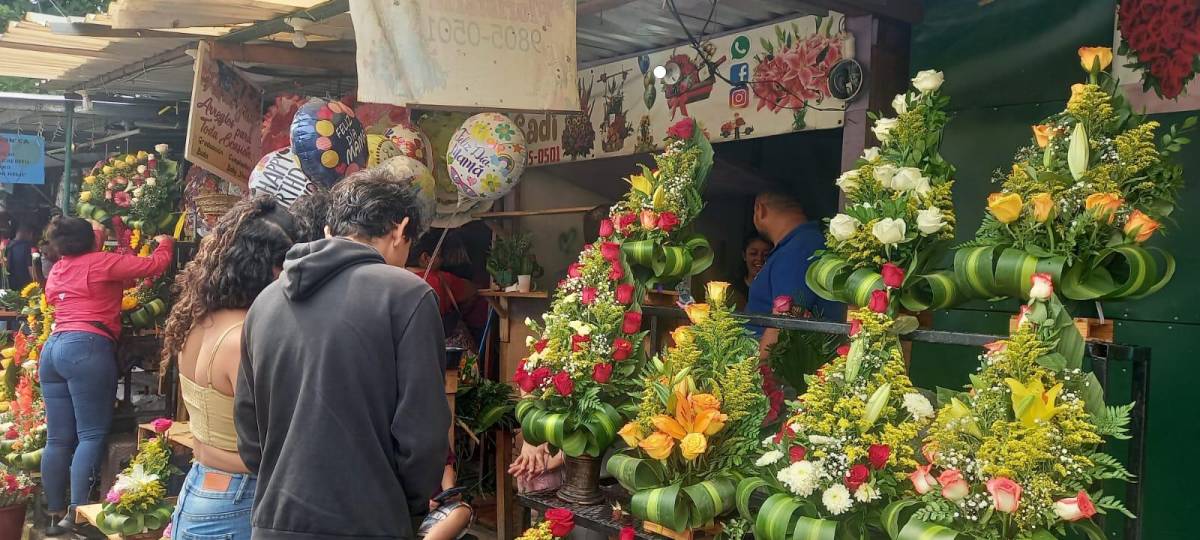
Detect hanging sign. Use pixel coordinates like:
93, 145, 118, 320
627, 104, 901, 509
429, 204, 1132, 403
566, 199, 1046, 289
185, 40, 263, 187
0, 134, 44, 184
512, 13, 849, 167
350, 0, 577, 112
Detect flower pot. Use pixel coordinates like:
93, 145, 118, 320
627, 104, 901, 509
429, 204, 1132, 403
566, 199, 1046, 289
557, 454, 604, 505
0, 502, 26, 540
517, 275, 533, 293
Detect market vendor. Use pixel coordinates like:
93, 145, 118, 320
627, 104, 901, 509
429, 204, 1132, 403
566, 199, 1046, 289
406, 231, 487, 348
748, 191, 843, 356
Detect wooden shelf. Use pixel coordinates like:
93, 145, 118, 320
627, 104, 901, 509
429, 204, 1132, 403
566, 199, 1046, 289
478, 290, 550, 299
474, 205, 605, 219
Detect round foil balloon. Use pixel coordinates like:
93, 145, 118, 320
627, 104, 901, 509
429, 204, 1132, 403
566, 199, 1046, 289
445, 112, 527, 202
290, 99, 367, 188
384, 123, 434, 169
249, 147, 320, 208
367, 134, 401, 167
378, 156, 437, 223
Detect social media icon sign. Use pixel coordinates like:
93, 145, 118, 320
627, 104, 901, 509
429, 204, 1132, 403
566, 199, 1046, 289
731, 36, 750, 60
729, 86, 749, 109
730, 63, 750, 85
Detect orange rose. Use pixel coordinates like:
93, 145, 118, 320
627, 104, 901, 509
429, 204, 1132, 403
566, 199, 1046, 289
1030, 193, 1054, 223
689, 393, 721, 412
1032, 125, 1054, 148
1084, 193, 1123, 223
683, 303, 709, 324
638, 432, 675, 460
1078, 46, 1113, 72
1123, 210, 1160, 243
618, 422, 645, 448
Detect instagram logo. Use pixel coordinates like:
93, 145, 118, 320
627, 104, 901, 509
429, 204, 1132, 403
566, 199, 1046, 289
729, 86, 749, 109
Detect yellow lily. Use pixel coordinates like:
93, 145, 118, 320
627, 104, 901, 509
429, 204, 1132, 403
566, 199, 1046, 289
652, 186, 667, 209
628, 174, 652, 196
652, 387, 727, 443
945, 398, 984, 438
1005, 378, 1065, 427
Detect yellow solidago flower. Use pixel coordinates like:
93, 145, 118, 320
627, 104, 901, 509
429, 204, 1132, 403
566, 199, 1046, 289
1005, 378, 1065, 427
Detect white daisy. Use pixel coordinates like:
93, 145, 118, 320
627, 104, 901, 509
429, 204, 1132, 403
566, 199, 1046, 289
822, 485, 853, 515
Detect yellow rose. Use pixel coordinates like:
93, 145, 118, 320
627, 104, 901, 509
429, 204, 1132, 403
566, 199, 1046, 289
1030, 193, 1054, 223
683, 303, 709, 324
1032, 125, 1054, 148
1084, 192, 1123, 223
670, 326, 693, 348
125, 155, 137, 165
1078, 46, 1113, 72
136, 150, 148, 160
987, 192, 1023, 224
704, 282, 730, 306
83, 175, 96, 184
102, 165, 114, 174
638, 432, 675, 460
618, 422, 645, 448
1123, 210, 1160, 243
79, 191, 92, 203
679, 433, 707, 461
1068, 83, 1087, 108
689, 393, 721, 412
121, 295, 139, 311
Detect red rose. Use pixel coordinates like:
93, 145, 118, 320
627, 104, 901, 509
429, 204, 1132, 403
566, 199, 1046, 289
868, 289, 890, 313
610, 263, 625, 281
622, 311, 642, 334
514, 368, 536, 393
772, 295, 793, 314
550, 518, 575, 538
612, 338, 633, 361
593, 363, 613, 383
552, 371, 574, 396
581, 287, 597, 305
615, 283, 635, 305
868, 444, 891, 470
789, 446, 807, 462
620, 527, 636, 540
531, 367, 551, 386
534, 339, 548, 353
568, 263, 582, 278
836, 343, 850, 357
849, 319, 862, 337
599, 219, 615, 237
600, 242, 622, 262
845, 464, 870, 491
881, 262, 905, 289
571, 334, 591, 352
544, 508, 573, 524
658, 212, 680, 232
616, 213, 638, 232
667, 117, 695, 140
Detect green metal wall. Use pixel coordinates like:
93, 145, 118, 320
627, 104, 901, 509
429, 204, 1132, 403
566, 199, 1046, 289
908, 1, 1200, 537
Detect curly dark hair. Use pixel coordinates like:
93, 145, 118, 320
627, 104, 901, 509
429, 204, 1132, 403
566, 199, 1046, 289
46, 216, 96, 256
289, 190, 331, 243
327, 168, 429, 241
161, 195, 297, 371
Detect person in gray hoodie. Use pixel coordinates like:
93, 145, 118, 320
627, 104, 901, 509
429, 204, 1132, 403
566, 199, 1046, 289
236, 168, 450, 540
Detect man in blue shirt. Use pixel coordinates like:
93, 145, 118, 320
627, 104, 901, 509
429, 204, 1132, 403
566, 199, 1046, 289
747, 192, 844, 356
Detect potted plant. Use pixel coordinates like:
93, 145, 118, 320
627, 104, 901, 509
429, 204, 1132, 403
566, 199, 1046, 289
486, 233, 542, 292
97, 419, 177, 539
0, 467, 35, 538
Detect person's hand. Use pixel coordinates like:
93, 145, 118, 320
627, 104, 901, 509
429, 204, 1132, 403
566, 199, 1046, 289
154, 234, 172, 245
429, 499, 441, 512
508, 442, 550, 480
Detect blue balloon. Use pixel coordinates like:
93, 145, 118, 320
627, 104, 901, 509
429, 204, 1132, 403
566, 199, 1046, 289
289, 99, 367, 189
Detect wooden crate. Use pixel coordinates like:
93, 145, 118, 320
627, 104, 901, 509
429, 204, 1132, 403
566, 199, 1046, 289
1008, 316, 1114, 342
643, 521, 722, 540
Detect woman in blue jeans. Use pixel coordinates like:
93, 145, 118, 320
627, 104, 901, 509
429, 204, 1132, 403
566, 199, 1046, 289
161, 196, 297, 539
42, 217, 175, 536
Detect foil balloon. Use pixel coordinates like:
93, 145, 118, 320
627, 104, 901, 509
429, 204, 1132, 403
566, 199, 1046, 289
384, 123, 434, 170
367, 134, 401, 167
248, 147, 320, 208
290, 99, 367, 188
377, 156, 437, 223
445, 112, 527, 202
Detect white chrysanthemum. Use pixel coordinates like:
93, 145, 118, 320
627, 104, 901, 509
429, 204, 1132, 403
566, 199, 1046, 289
762, 436, 776, 447
854, 483, 881, 503
777, 461, 819, 497
809, 435, 836, 446
822, 485, 853, 515
756, 450, 784, 467
903, 393, 935, 420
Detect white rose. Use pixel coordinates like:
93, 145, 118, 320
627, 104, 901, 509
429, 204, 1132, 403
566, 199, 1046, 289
916, 207, 946, 235
873, 164, 898, 189
913, 175, 931, 195
146, 177, 156, 186
912, 69, 944, 94
872, 218, 907, 245
892, 93, 908, 114
890, 167, 926, 192
154, 143, 169, 154
861, 147, 881, 162
132, 187, 144, 198
835, 170, 859, 192
136, 165, 147, 175
829, 214, 860, 242
872, 117, 898, 143
525, 336, 536, 347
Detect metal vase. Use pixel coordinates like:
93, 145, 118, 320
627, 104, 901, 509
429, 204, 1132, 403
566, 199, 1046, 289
557, 454, 604, 505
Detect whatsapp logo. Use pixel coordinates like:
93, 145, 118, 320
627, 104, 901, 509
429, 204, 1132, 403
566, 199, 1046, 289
731, 36, 750, 59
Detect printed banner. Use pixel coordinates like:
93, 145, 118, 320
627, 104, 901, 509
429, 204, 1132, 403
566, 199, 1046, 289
186, 40, 263, 187
0, 134, 44, 184
351, 0, 577, 113
515, 13, 849, 167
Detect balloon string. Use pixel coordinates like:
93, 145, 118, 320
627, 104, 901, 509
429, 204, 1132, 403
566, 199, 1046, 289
422, 196, 466, 276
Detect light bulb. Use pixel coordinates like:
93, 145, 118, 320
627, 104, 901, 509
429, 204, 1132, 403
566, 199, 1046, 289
652, 65, 667, 79
292, 31, 308, 48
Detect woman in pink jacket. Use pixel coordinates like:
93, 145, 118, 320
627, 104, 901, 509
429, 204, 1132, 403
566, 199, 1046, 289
40, 216, 174, 536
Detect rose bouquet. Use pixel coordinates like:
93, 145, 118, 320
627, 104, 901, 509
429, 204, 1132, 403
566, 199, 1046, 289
737, 295, 933, 539
77, 145, 181, 234
807, 70, 962, 313
957, 46, 1192, 302
0, 467, 35, 508
885, 279, 1133, 540
607, 283, 767, 533
97, 419, 176, 536
516, 508, 576, 540
1116, 0, 1200, 100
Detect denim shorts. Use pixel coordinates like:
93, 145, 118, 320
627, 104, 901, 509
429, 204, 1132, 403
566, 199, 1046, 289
171, 463, 256, 540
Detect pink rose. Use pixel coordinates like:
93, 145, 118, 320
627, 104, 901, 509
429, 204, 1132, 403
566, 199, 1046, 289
615, 283, 635, 305
881, 262, 905, 289
986, 477, 1022, 513
600, 242, 622, 262
667, 117, 695, 140
581, 287, 597, 305
592, 363, 613, 383
567, 263, 582, 278
599, 219, 615, 237
868, 289, 890, 313
657, 212, 680, 233
1017, 304, 1032, 327
622, 311, 642, 334
939, 469, 970, 501
772, 295, 793, 314
151, 418, 173, 434
105, 489, 122, 504
612, 338, 633, 361
1054, 490, 1097, 522
849, 319, 862, 337
640, 210, 659, 230
552, 371, 574, 396
909, 464, 938, 495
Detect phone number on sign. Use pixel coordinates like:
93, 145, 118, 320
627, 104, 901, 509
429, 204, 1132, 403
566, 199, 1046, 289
527, 146, 562, 166
421, 17, 546, 53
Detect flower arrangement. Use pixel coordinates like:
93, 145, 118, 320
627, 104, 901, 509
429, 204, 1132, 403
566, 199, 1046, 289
1, 284, 52, 471
97, 419, 176, 536
957, 46, 1192, 302
515, 508, 576, 540
0, 467, 35, 508
1116, 0, 1200, 100
885, 279, 1133, 539
121, 275, 172, 331
607, 283, 767, 532
737, 301, 933, 539
807, 70, 962, 313
77, 145, 181, 234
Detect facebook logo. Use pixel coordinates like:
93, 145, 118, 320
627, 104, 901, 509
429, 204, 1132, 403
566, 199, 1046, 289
730, 63, 750, 85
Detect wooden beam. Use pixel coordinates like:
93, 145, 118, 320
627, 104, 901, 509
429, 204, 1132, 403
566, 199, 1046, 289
48, 22, 198, 39
0, 41, 115, 60
208, 42, 355, 74
839, 14, 911, 174
799, 0, 923, 24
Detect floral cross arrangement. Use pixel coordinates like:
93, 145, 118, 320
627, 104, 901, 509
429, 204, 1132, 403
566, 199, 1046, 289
957, 46, 1192, 302
514, 119, 714, 459
515, 508, 576, 540
737, 287, 934, 539
807, 69, 963, 314
885, 276, 1134, 540
97, 418, 177, 536
607, 283, 767, 533
77, 144, 182, 235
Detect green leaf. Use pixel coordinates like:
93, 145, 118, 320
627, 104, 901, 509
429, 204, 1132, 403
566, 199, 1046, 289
1081, 372, 1107, 420
1072, 520, 1107, 540
1035, 352, 1067, 371
890, 315, 920, 335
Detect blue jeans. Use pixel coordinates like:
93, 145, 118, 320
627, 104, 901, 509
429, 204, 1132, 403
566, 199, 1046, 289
172, 463, 255, 540
40, 331, 118, 513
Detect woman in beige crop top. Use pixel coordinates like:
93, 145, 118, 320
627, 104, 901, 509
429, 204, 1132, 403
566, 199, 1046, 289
160, 196, 298, 540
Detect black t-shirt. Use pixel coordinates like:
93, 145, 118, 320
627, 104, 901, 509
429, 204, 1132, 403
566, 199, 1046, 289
5, 239, 33, 290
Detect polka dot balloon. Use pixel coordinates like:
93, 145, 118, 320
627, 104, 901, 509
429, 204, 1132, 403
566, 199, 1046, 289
290, 98, 367, 188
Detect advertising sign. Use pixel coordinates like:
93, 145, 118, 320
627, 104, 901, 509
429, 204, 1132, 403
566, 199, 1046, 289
186, 41, 263, 187
0, 134, 44, 184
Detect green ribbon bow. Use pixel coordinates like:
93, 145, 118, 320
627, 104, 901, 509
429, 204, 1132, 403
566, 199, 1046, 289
953, 245, 1174, 301
622, 234, 714, 288
608, 453, 736, 532
515, 399, 621, 458
96, 504, 174, 536
806, 256, 964, 311
735, 478, 838, 540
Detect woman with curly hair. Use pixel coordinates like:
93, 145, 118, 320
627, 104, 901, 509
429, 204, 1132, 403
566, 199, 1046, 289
161, 195, 296, 540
